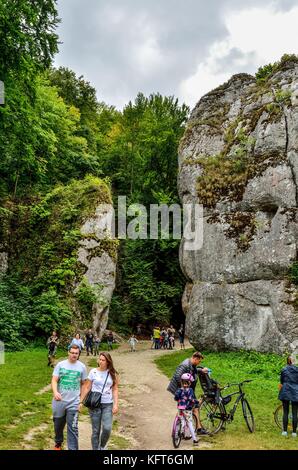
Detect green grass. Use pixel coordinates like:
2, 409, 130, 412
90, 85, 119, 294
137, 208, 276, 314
0, 347, 60, 449
155, 348, 298, 450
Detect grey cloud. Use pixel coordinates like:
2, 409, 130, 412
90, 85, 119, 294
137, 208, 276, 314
214, 48, 258, 74
55, 0, 296, 108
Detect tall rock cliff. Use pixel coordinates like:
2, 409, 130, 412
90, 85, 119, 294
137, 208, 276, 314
178, 56, 298, 353
1, 176, 117, 339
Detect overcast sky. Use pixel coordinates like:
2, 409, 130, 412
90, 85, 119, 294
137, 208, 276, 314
55, 0, 298, 110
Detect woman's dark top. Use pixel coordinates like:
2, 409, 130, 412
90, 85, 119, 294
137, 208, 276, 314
278, 365, 298, 402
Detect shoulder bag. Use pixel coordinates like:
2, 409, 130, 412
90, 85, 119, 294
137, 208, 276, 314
83, 371, 109, 409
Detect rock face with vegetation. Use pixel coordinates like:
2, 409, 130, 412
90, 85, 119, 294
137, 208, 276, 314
178, 56, 298, 353
0, 176, 117, 345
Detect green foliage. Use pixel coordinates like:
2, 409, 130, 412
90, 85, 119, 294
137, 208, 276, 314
256, 54, 298, 83
0, 0, 59, 81
0, 277, 32, 350
32, 288, 72, 333
255, 63, 276, 82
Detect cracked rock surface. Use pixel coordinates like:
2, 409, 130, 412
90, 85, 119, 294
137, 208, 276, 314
179, 60, 298, 353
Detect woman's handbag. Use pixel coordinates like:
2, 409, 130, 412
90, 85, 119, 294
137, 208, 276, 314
83, 372, 109, 409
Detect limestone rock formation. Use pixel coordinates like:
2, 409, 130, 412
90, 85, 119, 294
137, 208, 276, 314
77, 204, 117, 339
178, 57, 298, 353
0, 249, 8, 276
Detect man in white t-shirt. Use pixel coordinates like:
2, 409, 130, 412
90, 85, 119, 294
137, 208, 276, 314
51, 344, 87, 450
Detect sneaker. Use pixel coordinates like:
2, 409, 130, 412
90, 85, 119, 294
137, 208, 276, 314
292, 432, 297, 437
54, 443, 62, 450
281, 431, 288, 436
197, 428, 209, 435
193, 440, 199, 446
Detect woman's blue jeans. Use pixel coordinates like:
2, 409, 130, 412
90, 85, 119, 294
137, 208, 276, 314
89, 403, 113, 450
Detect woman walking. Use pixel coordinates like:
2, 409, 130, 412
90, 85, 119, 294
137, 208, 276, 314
70, 333, 84, 354
278, 356, 298, 437
80, 352, 119, 450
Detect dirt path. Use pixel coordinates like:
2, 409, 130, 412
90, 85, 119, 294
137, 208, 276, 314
78, 340, 209, 450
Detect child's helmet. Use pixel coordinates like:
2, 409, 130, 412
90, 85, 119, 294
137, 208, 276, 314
181, 373, 194, 382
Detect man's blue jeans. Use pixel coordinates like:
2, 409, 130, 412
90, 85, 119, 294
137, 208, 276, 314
89, 403, 113, 450
53, 409, 79, 450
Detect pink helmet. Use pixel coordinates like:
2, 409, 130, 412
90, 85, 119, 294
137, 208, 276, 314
181, 373, 194, 382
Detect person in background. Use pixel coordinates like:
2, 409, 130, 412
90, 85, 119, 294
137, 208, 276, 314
85, 329, 94, 356
80, 352, 119, 450
168, 325, 176, 348
136, 324, 142, 335
107, 331, 114, 351
153, 325, 160, 350
51, 344, 87, 450
47, 330, 59, 367
128, 334, 138, 352
178, 324, 185, 350
70, 333, 84, 354
278, 355, 298, 437
93, 335, 101, 356
167, 351, 209, 435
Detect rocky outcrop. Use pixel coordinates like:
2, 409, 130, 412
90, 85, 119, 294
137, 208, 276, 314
179, 57, 298, 353
77, 204, 117, 338
0, 249, 8, 276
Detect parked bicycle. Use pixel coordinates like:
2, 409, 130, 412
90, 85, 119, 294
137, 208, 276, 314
198, 379, 255, 435
171, 409, 198, 448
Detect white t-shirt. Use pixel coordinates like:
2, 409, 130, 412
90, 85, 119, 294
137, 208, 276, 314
88, 368, 114, 403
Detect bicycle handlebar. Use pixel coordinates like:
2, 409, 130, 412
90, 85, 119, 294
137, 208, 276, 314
219, 379, 252, 390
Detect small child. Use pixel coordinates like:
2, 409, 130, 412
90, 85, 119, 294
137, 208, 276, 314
128, 334, 138, 352
174, 373, 199, 446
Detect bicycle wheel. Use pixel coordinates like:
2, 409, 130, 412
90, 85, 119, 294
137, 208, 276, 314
242, 398, 255, 433
274, 404, 283, 429
198, 398, 224, 435
172, 416, 182, 448
274, 403, 292, 430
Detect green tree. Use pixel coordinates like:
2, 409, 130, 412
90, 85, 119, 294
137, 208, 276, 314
0, 0, 59, 81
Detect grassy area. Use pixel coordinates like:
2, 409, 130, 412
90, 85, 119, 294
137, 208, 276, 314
0, 347, 64, 449
155, 348, 298, 450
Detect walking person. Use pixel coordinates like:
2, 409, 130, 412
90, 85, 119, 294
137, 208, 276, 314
80, 352, 119, 450
107, 331, 114, 351
178, 324, 185, 350
93, 335, 101, 356
70, 333, 84, 354
51, 344, 87, 450
167, 351, 209, 435
278, 356, 298, 437
85, 329, 94, 356
128, 334, 138, 352
47, 330, 59, 367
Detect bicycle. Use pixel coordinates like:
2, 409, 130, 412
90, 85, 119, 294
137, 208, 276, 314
198, 379, 255, 435
171, 409, 198, 448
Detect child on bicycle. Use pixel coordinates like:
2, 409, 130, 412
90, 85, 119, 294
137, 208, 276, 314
174, 373, 199, 446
